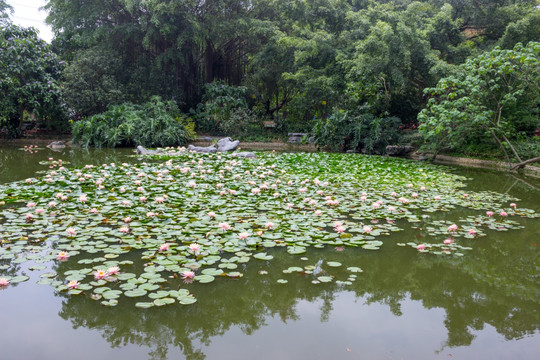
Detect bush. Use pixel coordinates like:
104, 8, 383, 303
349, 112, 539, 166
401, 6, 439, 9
71, 97, 195, 148
191, 82, 248, 134
313, 109, 402, 154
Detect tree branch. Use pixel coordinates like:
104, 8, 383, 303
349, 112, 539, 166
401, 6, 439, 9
510, 157, 540, 170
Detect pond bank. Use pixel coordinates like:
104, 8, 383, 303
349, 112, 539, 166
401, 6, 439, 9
411, 153, 540, 178
2, 136, 538, 177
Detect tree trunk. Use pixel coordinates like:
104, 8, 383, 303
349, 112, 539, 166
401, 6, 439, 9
18, 103, 24, 131
510, 157, 540, 170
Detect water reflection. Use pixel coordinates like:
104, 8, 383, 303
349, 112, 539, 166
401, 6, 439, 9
1, 146, 539, 359
53, 220, 539, 359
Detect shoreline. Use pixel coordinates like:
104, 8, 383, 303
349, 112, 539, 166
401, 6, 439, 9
2, 136, 538, 177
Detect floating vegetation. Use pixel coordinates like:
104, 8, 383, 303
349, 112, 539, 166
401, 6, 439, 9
0, 151, 537, 307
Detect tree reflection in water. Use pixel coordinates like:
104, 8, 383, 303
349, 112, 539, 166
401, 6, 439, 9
56, 221, 539, 360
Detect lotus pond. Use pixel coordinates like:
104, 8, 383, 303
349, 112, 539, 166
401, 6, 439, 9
0, 145, 539, 360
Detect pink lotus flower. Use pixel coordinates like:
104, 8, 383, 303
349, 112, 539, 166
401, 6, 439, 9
48, 201, 57, 208
314, 210, 322, 215
0, 278, 9, 287
335, 225, 346, 233
510, 203, 517, 209
463, 194, 469, 198
398, 197, 409, 204
417, 244, 426, 250
256, 231, 263, 236
388, 206, 396, 212
122, 200, 131, 206
181, 270, 195, 280
468, 229, 477, 236
420, 186, 426, 191
94, 269, 108, 280
146, 211, 155, 217
434, 196, 441, 200
251, 188, 260, 194
79, 194, 88, 203
238, 232, 249, 240
265, 222, 275, 229
124, 217, 132, 223
27, 202, 36, 208
89, 208, 98, 214
25, 213, 34, 221
208, 211, 216, 218
189, 243, 201, 253
119, 226, 130, 233
362, 225, 372, 233
486, 211, 494, 217
66, 227, 76, 236
299, 187, 308, 193
443, 238, 454, 245
139, 196, 147, 202
447, 224, 458, 232
274, 192, 280, 198
35, 208, 44, 215
56, 252, 69, 261
500, 211, 508, 217
107, 266, 120, 275
371, 202, 381, 209
412, 193, 418, 199
219, 222, 231, 231
67, 280, 79, 289
189, 181, 196, 187
155, 196, 165, 203
407, 184, 413, 188
159, 243, 170, 252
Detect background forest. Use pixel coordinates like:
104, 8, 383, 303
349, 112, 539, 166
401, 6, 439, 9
0, 0, 539, 161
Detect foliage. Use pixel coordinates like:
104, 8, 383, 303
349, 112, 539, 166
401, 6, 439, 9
71, 97, 195, 148
191, 82, 249, 134
418, 42, 540, 162
37, 0, 540, 138
0, 21, 66, 136
499, 10, 540, 49
313, 109, 402, 154
61, 47, 127, 118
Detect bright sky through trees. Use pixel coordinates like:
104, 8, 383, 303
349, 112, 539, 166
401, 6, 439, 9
8, 0, 52, 42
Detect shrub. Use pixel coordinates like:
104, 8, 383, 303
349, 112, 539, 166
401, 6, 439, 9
191, 82, 248, 134
313, 109, 402, 154
71, 96, 195, 148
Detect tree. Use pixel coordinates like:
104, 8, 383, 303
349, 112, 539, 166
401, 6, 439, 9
0, 22, 65, 136
418, 42, 540, 168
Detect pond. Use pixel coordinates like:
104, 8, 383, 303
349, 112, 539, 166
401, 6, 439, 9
0, 145, 539, 360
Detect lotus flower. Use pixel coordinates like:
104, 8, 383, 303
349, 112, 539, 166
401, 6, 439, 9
94, 269, 108, 280
181, 270, 195, 280
56, 252, 69, 261
0, 278, 9, 287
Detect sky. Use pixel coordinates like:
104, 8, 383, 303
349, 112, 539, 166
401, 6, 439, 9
7, 0, 53, 43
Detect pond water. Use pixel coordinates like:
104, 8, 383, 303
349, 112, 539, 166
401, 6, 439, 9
0, 145, 539, 360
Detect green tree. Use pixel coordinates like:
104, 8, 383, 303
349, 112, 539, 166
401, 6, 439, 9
418, 42, 540, 167
62, 47, 127, 118
0, 22, 65, 136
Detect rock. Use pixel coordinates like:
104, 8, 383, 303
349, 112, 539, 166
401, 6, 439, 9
136, 145, 161, 155
287, 133, 308, 144
216, 137, 240, 152
47, 141, 66, 149
232, 152, 257, 158
385, 144, 414, 157
187, 144, 217, 153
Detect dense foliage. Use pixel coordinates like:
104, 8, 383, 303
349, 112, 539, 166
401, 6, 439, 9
0, 21, 66, 137
0, 1, 538, 153
71, 97, 195, 148
418, 42, 540, 163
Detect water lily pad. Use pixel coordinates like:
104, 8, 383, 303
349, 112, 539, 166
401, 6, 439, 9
326, 261, 342, 267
